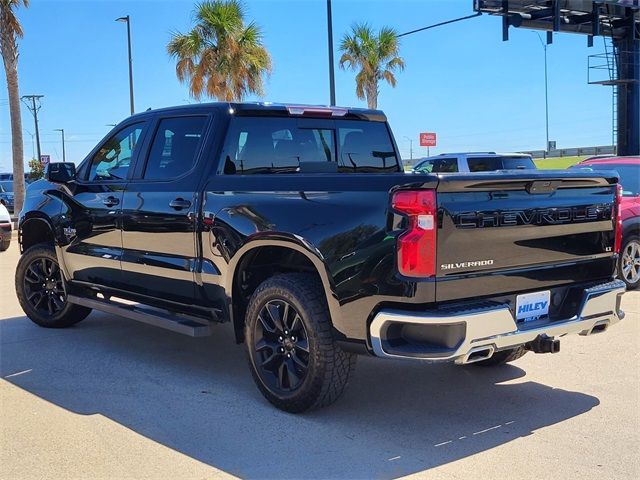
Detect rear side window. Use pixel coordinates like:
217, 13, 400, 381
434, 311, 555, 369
220, 117, 398, 174
144, 116, 207, 180
468, 156, 535, 172
338, 121, 398, 172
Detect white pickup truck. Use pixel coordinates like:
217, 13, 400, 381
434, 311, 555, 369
412, 152, 536, 173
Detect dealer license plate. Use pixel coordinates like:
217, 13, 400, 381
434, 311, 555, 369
515, 290, 550, 322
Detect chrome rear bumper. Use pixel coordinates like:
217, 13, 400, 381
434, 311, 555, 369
369, 280, 626, 364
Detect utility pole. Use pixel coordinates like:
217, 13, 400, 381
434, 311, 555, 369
54, 128, 66, 162
326, 0, 336, 106
21, 95, 43, 162
116, 15, 135, 115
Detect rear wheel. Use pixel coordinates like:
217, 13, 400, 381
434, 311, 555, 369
619, 236, 640, 290
15, 244, 91, 328
245, 273, 356, 413
0, 237, 9, 251
472, 346, 527, 366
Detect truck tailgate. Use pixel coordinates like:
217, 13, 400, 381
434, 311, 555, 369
434, 171, 618, 301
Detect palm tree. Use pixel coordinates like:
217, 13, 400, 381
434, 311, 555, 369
0, 0, 27, 214
339, 23, 405, 109
168, 0, 271, 102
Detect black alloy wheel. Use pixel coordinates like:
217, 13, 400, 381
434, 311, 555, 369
23, 256, 66, 316
253, 299, 310, 392
16, 244, 91, 328
244, 273, 356, 413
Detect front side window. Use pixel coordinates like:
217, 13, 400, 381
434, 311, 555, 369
144, 116, 208, 180
88, 123, 144, 181
414, 158, 458, 173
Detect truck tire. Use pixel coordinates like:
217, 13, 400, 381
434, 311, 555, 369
472, 346, 527, 367
619, 235, 640, 290
15, 244, 91, 328
244, 273, 356, 413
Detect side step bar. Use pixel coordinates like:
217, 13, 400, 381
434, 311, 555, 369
67, 294, 212, 337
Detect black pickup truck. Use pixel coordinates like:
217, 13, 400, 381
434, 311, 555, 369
16, 103, 626, 412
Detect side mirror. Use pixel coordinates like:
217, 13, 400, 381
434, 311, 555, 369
46, 162, 76, 183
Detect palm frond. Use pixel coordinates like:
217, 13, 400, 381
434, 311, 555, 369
167, 0, 271, 101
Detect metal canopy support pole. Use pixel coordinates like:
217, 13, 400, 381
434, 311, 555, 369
502, 0, 509, 41
327, 0, 336, 106
553, 0, 560, 32
614, 9, 640, 156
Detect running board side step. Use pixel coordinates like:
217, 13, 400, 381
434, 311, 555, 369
67, 294, 212, 337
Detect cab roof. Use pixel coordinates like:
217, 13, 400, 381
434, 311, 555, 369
132, 102, 387, 122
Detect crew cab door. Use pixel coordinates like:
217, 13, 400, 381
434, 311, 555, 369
119, 114, 211, 304
61, 122, 147, 288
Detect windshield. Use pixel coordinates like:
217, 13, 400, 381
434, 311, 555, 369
571, 163, 640, 196
0, 181, 13, 193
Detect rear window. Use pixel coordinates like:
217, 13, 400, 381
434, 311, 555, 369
220, 117, 399, 174
468, 156, 536, 172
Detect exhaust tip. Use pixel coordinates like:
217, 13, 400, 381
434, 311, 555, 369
463, 346, 495, 364
589, 321, 609, 335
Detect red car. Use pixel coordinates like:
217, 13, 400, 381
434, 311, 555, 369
571, 156, 640, 289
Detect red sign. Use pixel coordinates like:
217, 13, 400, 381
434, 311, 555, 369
420, 132, 437, 147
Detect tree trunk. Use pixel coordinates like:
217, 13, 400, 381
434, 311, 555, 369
5, 64, 25, 214
1, 19, 25, 216
366, 81, 378, 110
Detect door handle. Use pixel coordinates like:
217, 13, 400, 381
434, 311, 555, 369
169, 198, 191, 210
103, 196, 120, 207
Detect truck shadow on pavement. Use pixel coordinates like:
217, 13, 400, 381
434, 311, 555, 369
1, 311, 600, 479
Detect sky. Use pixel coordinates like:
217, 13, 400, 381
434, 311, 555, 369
0, 0, 614, 172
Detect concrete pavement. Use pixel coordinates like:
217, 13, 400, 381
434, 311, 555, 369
1, 240, 639, 479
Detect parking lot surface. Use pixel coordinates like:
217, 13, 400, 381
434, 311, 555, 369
1, 239, 639, 480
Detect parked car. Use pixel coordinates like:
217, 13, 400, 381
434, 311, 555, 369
0, 180, 15, 214
570, 156, 640, 289
411, 152, 536, 173
16, 103, 625, 412
0, 203, 11, 251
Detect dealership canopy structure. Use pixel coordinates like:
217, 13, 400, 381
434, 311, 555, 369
474, 0, 639, 155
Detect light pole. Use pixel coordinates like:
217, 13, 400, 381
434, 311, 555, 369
24, 129, 35, 159
403, 136, 413, 163
326, 0, 336, 106
116, 15, 135, 115
534, 31, 550, 154
54, 129, 66, 162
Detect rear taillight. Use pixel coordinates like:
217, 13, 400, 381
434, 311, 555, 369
614, 183, 623, 254
392, 190, 437, 277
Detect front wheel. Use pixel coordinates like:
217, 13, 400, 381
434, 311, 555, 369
619, 235, 640, 290
15, 244, 91, 328
245, 273, 356, 413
